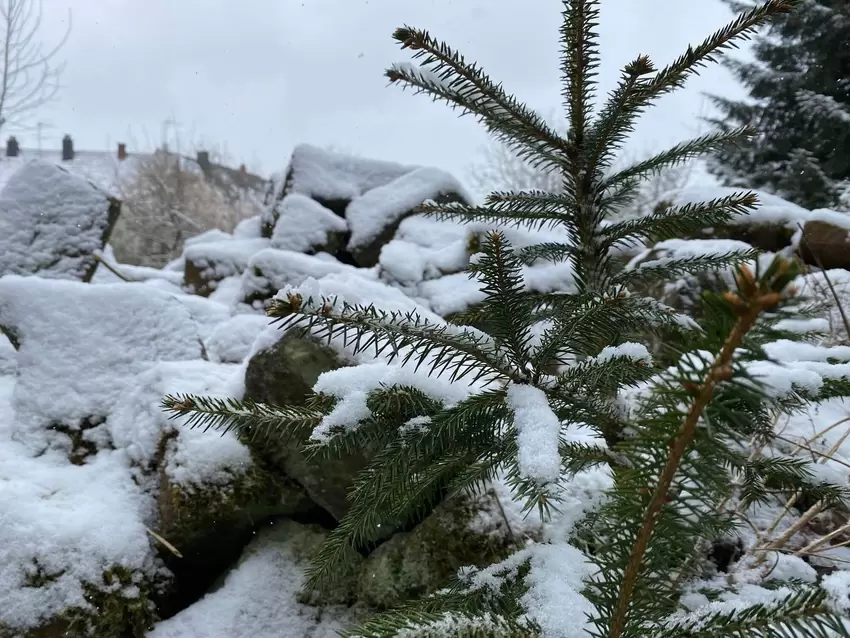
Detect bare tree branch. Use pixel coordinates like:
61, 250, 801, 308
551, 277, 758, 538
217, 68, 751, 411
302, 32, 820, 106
0, 0, 70, 131
109, 124, 258, 267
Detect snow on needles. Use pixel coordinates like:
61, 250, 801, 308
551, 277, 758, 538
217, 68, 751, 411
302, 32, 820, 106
591, 342, 652, 366
507, 383, 562, 484
310, 361, 476, 443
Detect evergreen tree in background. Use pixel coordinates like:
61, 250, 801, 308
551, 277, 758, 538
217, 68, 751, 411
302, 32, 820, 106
708, 0, 850, 210
165, 1, 850, 635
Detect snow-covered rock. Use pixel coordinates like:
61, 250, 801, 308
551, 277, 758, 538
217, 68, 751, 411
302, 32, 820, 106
345, 166, 469, 267
0, 159, 121, 282
240, 248, 369, 308
271, 193, 348, 255
0, 275, 203, 454
183, 237, 270, 296
206, 314, 272, 364
147, 520, 358, 638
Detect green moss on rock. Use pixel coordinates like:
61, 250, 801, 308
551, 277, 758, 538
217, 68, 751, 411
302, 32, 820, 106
243, 329, 374, 522
357, 495, 514, 609
1, 566, 159, 638
154, 445, 313, 618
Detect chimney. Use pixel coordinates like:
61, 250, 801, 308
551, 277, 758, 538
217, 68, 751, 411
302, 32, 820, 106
117, 142, 127, 161
5, 136, 19, 157
61, 134, 74, 161
196, 150, 210, 169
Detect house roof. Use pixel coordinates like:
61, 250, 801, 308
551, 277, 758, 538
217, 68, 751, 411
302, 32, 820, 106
0, 148, 269, 208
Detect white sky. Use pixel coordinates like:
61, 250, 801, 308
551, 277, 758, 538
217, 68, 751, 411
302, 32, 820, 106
28, 0, 748, 183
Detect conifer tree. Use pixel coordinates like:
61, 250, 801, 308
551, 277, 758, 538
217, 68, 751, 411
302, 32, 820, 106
164, 1, 850, 635
707, 0, 850, 210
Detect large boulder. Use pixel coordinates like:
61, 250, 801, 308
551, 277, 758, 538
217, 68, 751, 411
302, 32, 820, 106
243, 328, 366, 521
0, 275, 204, 456
263, 145, 473, 268
0, 160, 121, 282
107, 359, 315, 618
262, 144, 413, 237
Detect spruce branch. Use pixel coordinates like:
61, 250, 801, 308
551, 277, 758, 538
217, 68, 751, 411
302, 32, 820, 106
608, 258, 798, 638
387, 26, 570, 172
603, 127, 756, 191
269, 297, 516, 383
599, 191, 760, 249
161, 394, 322, 442
657, 586, 850, 638
471, 231, 535, 371
416, 199, 570, 230
587, 56, 657, 173
636, 0, 800, 107
560, 0, 601, 161
515, 241, 578, 266
614, 250, 758, 287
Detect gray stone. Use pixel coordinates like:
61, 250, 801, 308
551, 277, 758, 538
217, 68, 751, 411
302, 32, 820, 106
243, 329, 369, 522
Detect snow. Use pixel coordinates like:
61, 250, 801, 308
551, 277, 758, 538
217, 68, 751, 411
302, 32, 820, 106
763, 340, 850, 363
184, 228, 233, 247
388, 61, 453, 91
183, 238, 271, 284
0, 446, 156, 632
0, 332, 14, 376
591, 342, 652, 365
309, 361, 476, 443
233, 214, 263, 239
823, 570, 850, 614
0, 275, 202, 451
419, 272, 488, 316
0, 372, 155, 633
108, 361, 250, 488
147, 520, 353, 638
274, 272, 446, 326
346, 166, 470, 251
507, 383, 562, 484
241, 248, 366, 306
0, 159, 117, 281
174, 295, 232, 342
91, 245, 185, 286
208, 275, 247, 309
520, 543, 594, 638
807, 207, 850, 231
379, 216, 471, 286
205, 314, 272, 364
285, 143, 414, 202
379, 238, 469, 287
271, 193, 348, 253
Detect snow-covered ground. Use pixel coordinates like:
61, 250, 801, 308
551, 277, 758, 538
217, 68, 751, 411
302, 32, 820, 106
3, 148, 850, 636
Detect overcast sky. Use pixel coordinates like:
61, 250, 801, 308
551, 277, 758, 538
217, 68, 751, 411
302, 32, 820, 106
28, 0, 747, 186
